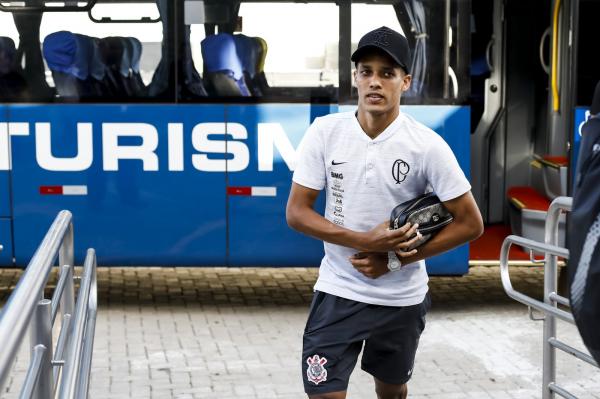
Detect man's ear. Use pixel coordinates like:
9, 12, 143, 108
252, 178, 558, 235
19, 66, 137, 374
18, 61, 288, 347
352, 69, 357, 87
402, 74, 412, 92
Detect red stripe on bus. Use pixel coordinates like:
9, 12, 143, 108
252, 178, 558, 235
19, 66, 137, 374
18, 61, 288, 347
40, 186, 63, 195
227, 186, 252, 196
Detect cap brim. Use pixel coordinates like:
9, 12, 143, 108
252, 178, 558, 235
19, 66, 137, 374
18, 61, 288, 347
351, 45, 409, 73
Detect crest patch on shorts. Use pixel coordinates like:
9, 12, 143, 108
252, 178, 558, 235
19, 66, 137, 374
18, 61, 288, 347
306, 354, 328, 385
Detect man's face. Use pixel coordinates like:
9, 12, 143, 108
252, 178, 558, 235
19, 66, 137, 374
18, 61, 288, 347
354, 52, 411, 116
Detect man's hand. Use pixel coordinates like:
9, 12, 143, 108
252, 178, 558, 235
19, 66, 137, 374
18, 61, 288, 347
349, 246, 418, 279
359, 222, 421, 253
349, 252, 389, 279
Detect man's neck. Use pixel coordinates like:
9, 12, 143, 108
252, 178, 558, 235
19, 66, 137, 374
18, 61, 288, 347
356, 108, 400, 139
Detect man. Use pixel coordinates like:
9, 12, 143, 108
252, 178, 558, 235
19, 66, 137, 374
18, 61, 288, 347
286, 26, 483, 399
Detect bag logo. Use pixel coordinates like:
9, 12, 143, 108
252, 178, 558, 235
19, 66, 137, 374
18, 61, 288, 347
306, 354, 328, 385
392, 159, 410, 184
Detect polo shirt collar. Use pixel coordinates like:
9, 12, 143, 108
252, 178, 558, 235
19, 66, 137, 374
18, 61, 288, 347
352, 111, 405, 143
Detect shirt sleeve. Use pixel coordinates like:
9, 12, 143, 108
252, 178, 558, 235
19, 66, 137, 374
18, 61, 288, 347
422, 135, 472, 202
292, 118, 326, 190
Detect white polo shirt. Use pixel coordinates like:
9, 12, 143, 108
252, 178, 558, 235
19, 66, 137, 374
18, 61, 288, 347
292, 110, 471, 307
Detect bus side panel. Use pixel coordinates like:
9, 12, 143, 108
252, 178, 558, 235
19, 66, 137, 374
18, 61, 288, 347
226, 104, 333, 266
1, 105, 13, 266
9, 104, 227, 266
340, 105, 471, 275
0, 219, 12, 265
0, 163, 11, 265
0, 171, 9, 217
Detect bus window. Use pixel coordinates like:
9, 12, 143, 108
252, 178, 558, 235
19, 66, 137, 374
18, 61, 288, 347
239, 3, 338, 89
187, 1, 339, 102
37, 1, 166, 102
0, 10, 28, 101
0, 12, 19, 47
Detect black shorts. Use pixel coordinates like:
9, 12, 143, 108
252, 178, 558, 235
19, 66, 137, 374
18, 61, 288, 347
302, 291, 431, 395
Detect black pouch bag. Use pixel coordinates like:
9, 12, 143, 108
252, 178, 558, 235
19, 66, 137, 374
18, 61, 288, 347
389, 192, 453, 250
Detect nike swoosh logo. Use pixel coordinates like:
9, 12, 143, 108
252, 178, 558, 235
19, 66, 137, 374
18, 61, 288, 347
331, 160, 347, 165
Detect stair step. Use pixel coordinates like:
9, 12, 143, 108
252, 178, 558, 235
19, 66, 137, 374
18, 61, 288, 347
507, 186, 550, 212
540, 155, 568, 168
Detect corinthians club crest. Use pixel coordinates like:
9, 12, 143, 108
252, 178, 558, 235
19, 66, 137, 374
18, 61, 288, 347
392, 159, 410, 184
306, 354, 328, 385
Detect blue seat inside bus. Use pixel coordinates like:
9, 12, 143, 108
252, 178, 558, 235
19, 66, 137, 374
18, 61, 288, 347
201, 33, 251, 97
99, 36, 136, 98
43, 31, 149, 101
233, 34, 262, 96
0, 36, 28, 100
253, 36, 270, 94
126, 37, 147, 97
43, 31, 106, 100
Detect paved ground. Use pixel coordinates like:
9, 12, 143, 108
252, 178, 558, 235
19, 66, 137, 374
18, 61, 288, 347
1, 265, 599, 398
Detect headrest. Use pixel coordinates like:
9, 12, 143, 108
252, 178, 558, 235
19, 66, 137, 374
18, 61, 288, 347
88, 38, 106, 81
201, 33, 243, 80
128, 37, 142, 73
43, 31, 93, 80
0, 36, 17, 75
254, 37, 267, 73
120, 37, 133, 77
99, 37, 127, 76
233, 34, 258, 78
591, 81, 600, 115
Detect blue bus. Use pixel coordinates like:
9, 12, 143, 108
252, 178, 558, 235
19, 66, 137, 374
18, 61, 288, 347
0, 0, 597, 274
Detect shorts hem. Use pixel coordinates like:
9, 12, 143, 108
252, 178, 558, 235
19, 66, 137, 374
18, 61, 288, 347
361, 365, 411, 386
304, 384, 349, 396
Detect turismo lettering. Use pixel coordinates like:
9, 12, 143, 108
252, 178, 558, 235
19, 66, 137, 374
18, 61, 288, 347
0, 122, 300, 172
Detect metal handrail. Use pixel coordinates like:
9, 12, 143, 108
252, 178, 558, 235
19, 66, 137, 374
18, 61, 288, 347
0, 210, 73, 392
57, 249, 98, 399
500, 235, 573, 323
0, 210, 98, 399
500, 196, 599, 399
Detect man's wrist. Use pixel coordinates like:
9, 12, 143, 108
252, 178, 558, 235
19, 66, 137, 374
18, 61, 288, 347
346, 230, 368, 252
387, 251, 402, 272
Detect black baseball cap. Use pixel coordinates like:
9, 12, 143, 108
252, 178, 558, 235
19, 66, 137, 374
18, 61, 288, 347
351, 26, 411, 74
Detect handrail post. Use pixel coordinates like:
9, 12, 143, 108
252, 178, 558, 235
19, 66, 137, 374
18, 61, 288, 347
542, 257, 557, 399
76, 254, 97, 398
58, 249, 96, 399
542, 197, 571, 399
30, 299, 53, 399
59, 223, 75, 319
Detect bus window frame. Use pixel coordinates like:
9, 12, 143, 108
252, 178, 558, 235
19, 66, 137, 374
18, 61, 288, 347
0, 0, 97, 13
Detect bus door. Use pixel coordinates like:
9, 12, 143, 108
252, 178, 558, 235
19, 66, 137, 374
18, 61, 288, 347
0, 105, 13, 265
9, 104, 229, 266
226, 104, 332, 266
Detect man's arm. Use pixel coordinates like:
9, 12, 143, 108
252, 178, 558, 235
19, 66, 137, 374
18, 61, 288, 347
396, 191, 483, 263
350, 191, 483, 277
286, 182, 420, 254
